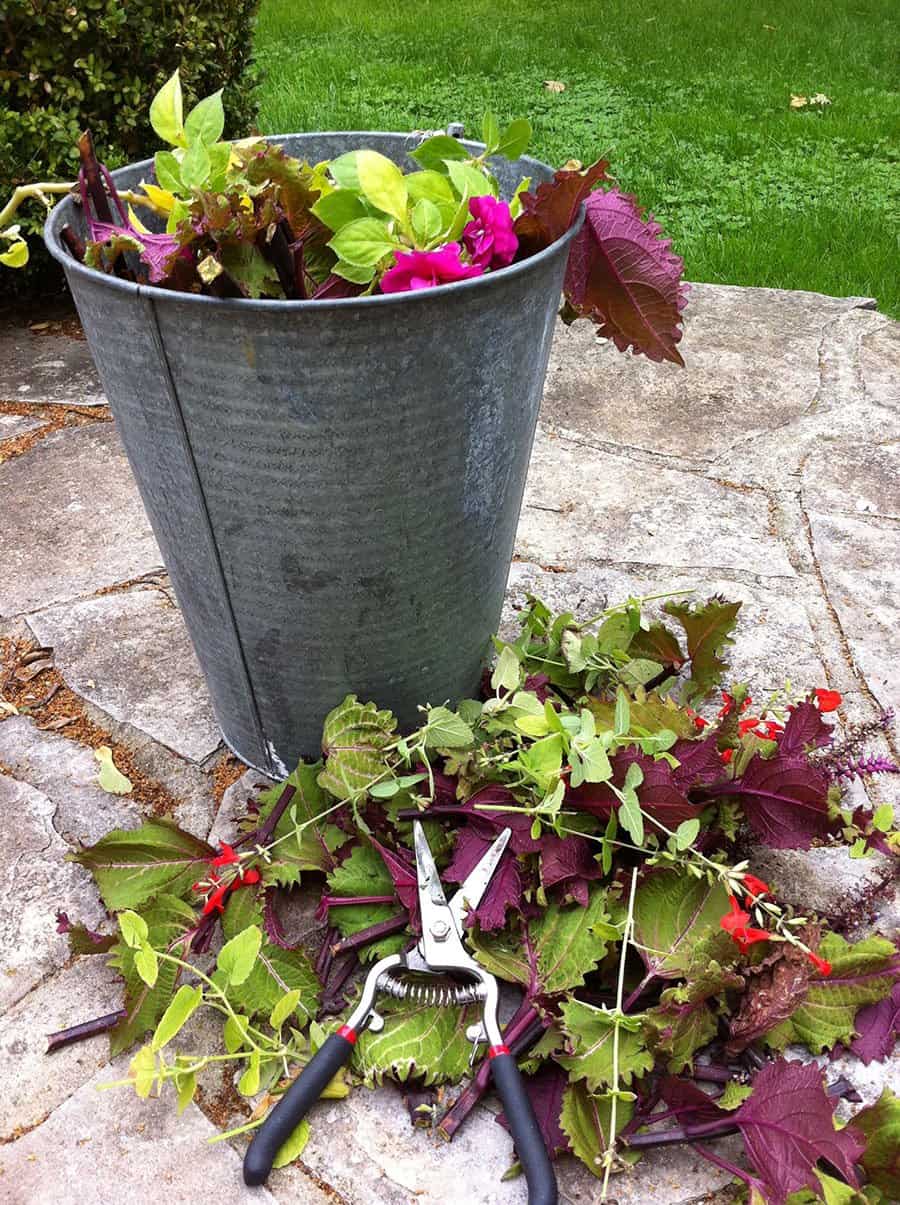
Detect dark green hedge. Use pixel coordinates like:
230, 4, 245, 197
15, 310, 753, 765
1, 0, 260, 299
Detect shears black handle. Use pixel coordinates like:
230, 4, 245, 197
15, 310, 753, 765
489, 1044, 558, 1205
243, 1027, 356, 1186
243, 1030, 558, 1205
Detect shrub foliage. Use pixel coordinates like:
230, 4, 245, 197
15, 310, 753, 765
1, 0, 260, 298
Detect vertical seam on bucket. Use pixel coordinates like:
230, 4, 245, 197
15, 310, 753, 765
140, 288, 271, 772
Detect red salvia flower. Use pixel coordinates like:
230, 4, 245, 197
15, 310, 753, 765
721, 748, 734, 764
808, 951, 832, 976
211, 842, 240, 868
815, 688, 842, 713
739, 716, 761, 736
720, 894, 771, 954
718, 691, 753, 719
741, 874, 771, 899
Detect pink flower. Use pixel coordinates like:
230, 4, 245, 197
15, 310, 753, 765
380, 243, 483, 293
462, 196, 518, 269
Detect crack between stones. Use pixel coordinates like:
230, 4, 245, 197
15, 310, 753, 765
512, 553, 802, 590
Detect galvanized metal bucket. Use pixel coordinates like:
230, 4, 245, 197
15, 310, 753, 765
45, 133, 580, 774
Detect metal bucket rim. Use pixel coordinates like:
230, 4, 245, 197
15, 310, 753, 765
44, 131, 584, 311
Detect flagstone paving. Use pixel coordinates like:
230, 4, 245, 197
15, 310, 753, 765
0, 282, 898, 1204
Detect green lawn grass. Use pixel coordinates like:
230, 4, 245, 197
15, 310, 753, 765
254, 0, 899, 313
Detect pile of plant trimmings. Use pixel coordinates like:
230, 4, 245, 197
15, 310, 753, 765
1, 70, 689, 364
56, 593, 899, 1202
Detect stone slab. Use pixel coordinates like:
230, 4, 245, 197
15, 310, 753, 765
0, 423, 159, 617
807, 511, 900, 709
28, 588, 221, 764
208, 768, 272, 848
0, 411, 45, 439
0, 774, 107, 1015
0, 956, 121, 1140
0, 1060, 276, 1205
541, 284, 875, 463
801, 441, 900, 521
859, 320, 900, 409
748, 846, 897, 933
0, 325, 105, 406
517, 427, 795, 579
0, 716, 142, 845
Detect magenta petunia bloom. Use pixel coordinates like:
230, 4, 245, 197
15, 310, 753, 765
462, 195, 518, 270
380, 242, 483, 293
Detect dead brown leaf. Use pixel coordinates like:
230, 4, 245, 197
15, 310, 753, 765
543, 80, 566, 93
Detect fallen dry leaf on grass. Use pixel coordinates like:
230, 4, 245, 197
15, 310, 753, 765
790, 94, 808, 109
543, 80, 566, 93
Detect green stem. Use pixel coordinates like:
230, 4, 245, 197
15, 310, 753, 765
600, 867, 638, 1202
575, 588, 695, 631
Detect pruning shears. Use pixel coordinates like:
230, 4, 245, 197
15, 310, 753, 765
243, 822, 558, 1205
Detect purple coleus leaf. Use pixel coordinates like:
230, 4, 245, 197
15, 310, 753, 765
658, 1074, 723, 1125
498, 1062, 569, 1159
850, 982, 900, 1065
539, 833, 603, 906
568, 747, 702, 828
733, 1058, 865, 1204
88, 219, 184, 283
445, 827, 521, 931
370, 837, 420, 926
779, 700, 834, 758
670, 733, 726, 791
423, 785, 542, 855
563, 188, 689, 366
701, 747, 832, 849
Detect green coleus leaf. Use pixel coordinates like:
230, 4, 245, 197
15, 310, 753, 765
631, 870, 734, 980
560, 1080, 635, 1180
218, 243, 281, 299
71, 819, 215, 911
352, 996, 478, 1086
254, 761, 346, 886
318, 695, 397, 801
762, 932, 899, 1054
558, 999, 654, 1090
469, 885, 613, 997
107, 893, 197, 1057
217, 891, 319, 1023
586, 692, 697, 739
849, 1089, 900, 1198
663, 597, 742, 703
325, 843, 407, 961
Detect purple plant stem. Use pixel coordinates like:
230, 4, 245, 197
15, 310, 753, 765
46, 1009, 127, 1053
693, 1143, 761, 1192
77, 130, 113, 223
60, 225, 86, 262
622, 972, 656, 1014
320, 894, 397, 909
330, 913, 408, 956
692, 1064, 740, 1084
437, 1001, 542, 1140
626, 1118, 740, 1148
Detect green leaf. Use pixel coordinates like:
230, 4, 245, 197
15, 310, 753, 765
270, 988, 303, 1030
618, 658, 665, 689
632, 870, 733, 979
311, 189, 368, 232
481, 112, 500, 152
587, 693, 697, 739
128, 1044, 157, 1098
353, 996, 477, 1086
151, 984, 202, 1051
423, 706, 474, 749
406, 169, 456, 207
445, 159, 493, 199
272, 1118, 311, 1169
328, 216, 401, 267
496, 118, 532, 160
411, 198, 442, 244
872, 804, 893, 832
220, 893, 320, 1022
218, 243, 280, 298
675, 818, 701, 849
72, 819, 215, 911
763, 932, 899, 1053
326, 844, 403, 959
224, 1013, 251, 1054
643, 996, 717, 1073
0, 237, 28, 268
614, 688, 630, 737
184, 89, 224, 146
618, 789, 644, 845
559, 999, 654, 1090
149, 69, 185, 147
332, 258, 375, 284
94, 745, 133, 795
175, 1069, 197, 1114
318, 695, 397, 801
718, 1080, 754, 1110
471, 886, 613, 996
410, 134, 471, 173
561, 1080, 634, 1179
850, 1089, 900, 1197
119, 910, 148, 949
134, 940, 158, 987
217, 925, 262, 987
355, 149, 408, 222
108, 894, 196, 1056
254, 761, 346, 886
329, 151, 361, 188
238, 1048, 261, 1096
664, 597, 742, 702
491, 645, 522, 692
154, 151, 184, 194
